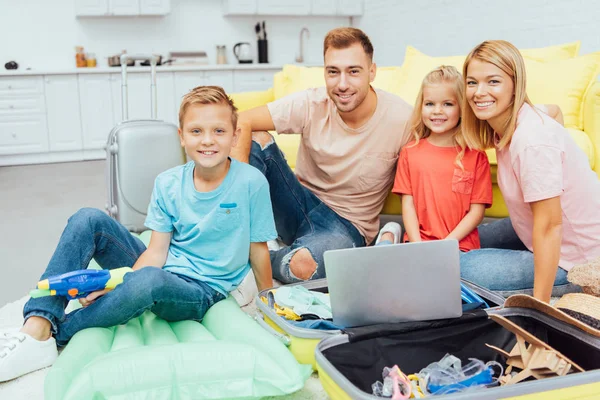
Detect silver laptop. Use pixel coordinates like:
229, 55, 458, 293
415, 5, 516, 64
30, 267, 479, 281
323, 239, 462, 327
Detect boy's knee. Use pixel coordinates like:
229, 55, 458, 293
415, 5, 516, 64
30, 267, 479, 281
252, 131, 274, 150
126, 268, 166, 300
288, 248, 317, 281
69, 207, 108, 227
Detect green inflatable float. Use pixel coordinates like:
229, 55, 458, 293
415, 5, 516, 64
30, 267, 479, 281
44, 231, 311, 399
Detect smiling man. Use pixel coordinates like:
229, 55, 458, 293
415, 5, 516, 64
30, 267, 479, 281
231, 27, 412, 283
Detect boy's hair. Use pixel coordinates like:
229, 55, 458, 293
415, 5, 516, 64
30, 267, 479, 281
462, 40, 533, 151
409, 65, 467, 168
178, 85, 238, 130
323, 27, 374, 61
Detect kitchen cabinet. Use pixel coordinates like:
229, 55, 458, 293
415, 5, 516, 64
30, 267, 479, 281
310, 0, 337, 15
0, 76, 49, 157
222, 0, 362, 16
110, 72, 177, 126
44, 75, 83, 152
140, 0, 170, 15
336, 0, 364, 16
75, 0, 109, 16
257, 0, 310, 15
174, 71, 234, 106
78, 74, 115, 150
0, 66, 281, 166
232, 69, 277, 92
75, 0, 171, 16
222, 0, 256, 15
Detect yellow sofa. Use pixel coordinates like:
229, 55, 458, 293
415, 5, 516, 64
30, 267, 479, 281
230, 42, 600, 218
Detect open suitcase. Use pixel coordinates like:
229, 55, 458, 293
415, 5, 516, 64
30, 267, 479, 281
255, 278, 506, 370
106, 54, 185, 232
315, 305, 600, 399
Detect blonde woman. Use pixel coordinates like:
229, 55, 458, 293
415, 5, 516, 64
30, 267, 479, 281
460, 40, 600, 302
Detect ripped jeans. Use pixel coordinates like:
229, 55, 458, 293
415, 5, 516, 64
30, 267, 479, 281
249, 137, 365, 284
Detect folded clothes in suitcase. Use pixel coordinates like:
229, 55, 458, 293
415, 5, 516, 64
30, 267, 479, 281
315, 305, 600, 399
106, 54, 185, 232
255, 278, 505, 370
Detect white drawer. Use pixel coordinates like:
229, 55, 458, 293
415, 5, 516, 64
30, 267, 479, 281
0, 76, 44, 97
0, 96, 46, 115
0, 117, 49, 155
233, 70, 277, 92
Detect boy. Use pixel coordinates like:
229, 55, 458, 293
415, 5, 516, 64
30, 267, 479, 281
0, 86, 277, 382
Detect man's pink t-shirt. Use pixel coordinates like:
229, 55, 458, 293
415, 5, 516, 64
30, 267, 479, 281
496, 103, 600, 270
267, 87, 413, 243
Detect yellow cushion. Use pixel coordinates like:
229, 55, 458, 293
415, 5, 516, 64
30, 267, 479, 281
229, 88, 274, 111
517, 41, 581, 62
276, 65, 324, 99
526, 53, 600, 129
393, 46, 465, 105
274, 65, 405, 99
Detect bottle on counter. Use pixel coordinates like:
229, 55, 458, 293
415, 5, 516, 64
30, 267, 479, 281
216, 45, 227, 65
86, 53, 97, 67
75, 46, 87, 68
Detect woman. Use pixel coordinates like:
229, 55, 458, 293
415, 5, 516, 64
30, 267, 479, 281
459, 40, 600, 302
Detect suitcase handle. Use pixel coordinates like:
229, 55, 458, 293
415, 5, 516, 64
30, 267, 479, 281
120, 54, 160, 121
254, 311, 291, 347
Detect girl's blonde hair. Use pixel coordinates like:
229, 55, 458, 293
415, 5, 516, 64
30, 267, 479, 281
461, 40, 533, 151
409, 65, 466, 168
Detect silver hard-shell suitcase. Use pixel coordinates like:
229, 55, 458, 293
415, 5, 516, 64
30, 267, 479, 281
106, 54, 185, 232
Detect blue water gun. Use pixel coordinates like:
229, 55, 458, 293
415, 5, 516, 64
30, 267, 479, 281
29, 267, 132, 300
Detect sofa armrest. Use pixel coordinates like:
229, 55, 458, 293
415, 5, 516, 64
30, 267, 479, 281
229, 88, 274, 112
583, 79, 600, 177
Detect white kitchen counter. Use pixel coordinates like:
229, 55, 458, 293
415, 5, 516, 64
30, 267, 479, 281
0, 63, 319, 76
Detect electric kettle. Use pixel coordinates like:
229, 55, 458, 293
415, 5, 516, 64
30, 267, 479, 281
233, 42, 253, 64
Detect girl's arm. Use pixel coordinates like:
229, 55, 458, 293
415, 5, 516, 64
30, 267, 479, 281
446, 203, 486, 242
250, 242, 273, 292
401, 195, 421, 242
530, 196, 562, 302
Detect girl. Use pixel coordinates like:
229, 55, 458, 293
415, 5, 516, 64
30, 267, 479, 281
460, 40, 600, 302
376, 66, 493, 253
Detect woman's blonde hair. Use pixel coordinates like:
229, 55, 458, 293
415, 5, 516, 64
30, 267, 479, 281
409, 65, 466, 168
461, 40, 533, 151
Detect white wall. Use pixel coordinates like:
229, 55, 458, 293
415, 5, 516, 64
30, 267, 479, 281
0, 0, 349, 70
356, 0, 600, 66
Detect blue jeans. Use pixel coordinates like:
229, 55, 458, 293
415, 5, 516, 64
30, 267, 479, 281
249, 139, 365, 284
460, 217, 579, 297
23, 208, 225, 346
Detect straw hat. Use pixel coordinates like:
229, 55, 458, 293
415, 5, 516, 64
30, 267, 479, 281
505, 294, 600, 338
567, 257, 600, 297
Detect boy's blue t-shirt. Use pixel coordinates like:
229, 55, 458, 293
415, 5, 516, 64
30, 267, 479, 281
144, 159, 277, 295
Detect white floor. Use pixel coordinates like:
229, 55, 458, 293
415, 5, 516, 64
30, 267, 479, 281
0, 161, 106, 308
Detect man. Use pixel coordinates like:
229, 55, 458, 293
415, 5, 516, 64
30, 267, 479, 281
231, 27, 412, 283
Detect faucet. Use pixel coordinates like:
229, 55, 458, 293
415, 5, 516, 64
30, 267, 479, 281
295, 27, 310, 63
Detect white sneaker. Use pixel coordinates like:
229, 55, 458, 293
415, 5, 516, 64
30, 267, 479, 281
0, 331, 58, 382
375, 222, 402, 245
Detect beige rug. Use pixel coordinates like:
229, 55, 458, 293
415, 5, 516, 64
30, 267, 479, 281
0, 296, 327, 399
